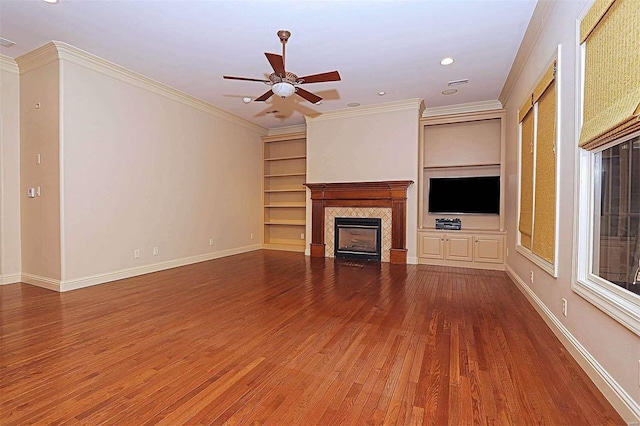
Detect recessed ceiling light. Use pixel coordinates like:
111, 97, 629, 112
442, 89, 458, 95
42, 0, 59, 3
440, 57, 455, 66
242, 97, 252, 104
0, 37, 16, 48
377, 91, 386, 96
347, 102, 360, 107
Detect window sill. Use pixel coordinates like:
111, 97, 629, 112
516, 244, 557, 278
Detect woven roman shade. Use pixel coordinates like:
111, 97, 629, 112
578, 0, 640, 150
532, 79, 556, 263
519, 110, 534, 249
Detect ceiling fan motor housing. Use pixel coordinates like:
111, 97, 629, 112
269, 71, 299, 85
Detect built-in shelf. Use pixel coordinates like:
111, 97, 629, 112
263, 132, 307, 252
265, 220, 306, 226
264, 173, 306, 178
264, 204, 306, 208
264, 155, 306, 161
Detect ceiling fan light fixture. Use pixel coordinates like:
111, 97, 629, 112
272, 82, 295, 98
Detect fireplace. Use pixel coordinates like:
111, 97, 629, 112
304, 180, 413, 264
334, 217, 382, 261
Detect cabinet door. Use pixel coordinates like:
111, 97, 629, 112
474, 235, 504, 264
445, 234, 473, 262
419, 234, 444, 259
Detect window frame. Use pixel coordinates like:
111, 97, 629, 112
573, 41, 640, 337
516, 49, 560, 278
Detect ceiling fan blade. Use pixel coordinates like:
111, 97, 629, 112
297, 71, 341, 84
254, 89, 274, 102
223, 75, 270, 83
265, 53, 285, 77
295, 87, 322, 104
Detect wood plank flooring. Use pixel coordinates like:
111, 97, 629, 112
0, 250, 624, 425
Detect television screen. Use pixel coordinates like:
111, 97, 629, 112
428, 176, 500, 214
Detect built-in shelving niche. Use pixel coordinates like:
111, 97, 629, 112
262, 132, 307, 252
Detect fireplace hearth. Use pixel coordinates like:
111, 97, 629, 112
334, 217, 382, 261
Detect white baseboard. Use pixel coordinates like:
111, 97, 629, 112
407, 256, 418, 265
505, 265, 640, 425
59, 244, 262, 292
21, 273, 61, 291
1, 273, 22, 285
20, 245, 262, 293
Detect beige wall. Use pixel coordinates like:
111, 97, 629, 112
0, 57, 21, 283
306, 101, 422, 262
502, 0, 639, 419
60, 59, 263, 281
20, 60, 61, 282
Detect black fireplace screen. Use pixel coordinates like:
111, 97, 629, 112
334, 217, 382, 261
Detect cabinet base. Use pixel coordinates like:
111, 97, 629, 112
417, 257, 505, 271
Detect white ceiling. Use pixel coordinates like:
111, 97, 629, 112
0, 0, 537, 129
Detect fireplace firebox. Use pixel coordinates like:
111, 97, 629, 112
334, 217, 382, 261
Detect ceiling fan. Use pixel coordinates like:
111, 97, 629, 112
223, 30, 341, 104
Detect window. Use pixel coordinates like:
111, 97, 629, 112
594, 136, 640, 296
575, 0, 640, 335
517, 59, 558, 276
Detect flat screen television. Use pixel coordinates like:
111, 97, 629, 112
428, 176, 500, 215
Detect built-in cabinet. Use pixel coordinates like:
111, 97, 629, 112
418, 110, 506, 270
419, 230, 505, 269
262, 132, 306, 252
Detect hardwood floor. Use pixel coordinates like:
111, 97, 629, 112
0, 250, 624, 425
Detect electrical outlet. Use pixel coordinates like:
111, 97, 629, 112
300, 233, 305, 240
562, 298, 567, 316
134, 249, 141, 259
153, 247, 159, 256
530, 271, 534, 283
209, 238, 214, 246
250, 233, 254, 240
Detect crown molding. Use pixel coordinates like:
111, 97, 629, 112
0, 55, 19, 74
14, 42, 58, 74
422, 100, 503, 117
306, 98, 425, 123
268, 124, 306, 137
16, 41, 268, 135
499, 0, 558, 107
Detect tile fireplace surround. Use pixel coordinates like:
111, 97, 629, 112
304, 181, 413, 264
